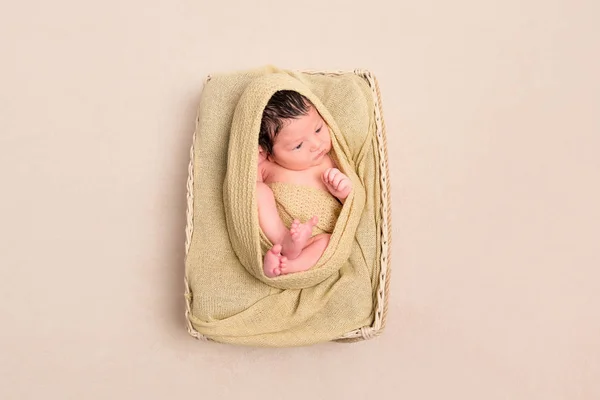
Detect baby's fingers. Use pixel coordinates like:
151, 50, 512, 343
332, 173, 346, 189
337, 181, 349, 192
324, 168, 339, 184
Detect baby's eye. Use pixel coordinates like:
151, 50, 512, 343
294, 142, 303, 150
315, 127, 322, 133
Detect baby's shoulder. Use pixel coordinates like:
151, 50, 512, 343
261, 160, 282, 182
257, 158, 273, 182
262, 162, 301, 184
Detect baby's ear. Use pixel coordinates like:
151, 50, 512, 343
258, 146, 267, 163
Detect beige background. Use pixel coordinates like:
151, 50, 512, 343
1, 0, 599, 398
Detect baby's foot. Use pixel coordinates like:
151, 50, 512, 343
279, 256, 289, 275
279, 255, 311, 275
283, 216, 318, 260
263, 244, 283, 278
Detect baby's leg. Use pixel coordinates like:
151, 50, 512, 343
257, 182, 317, 259
286, 217, 318, 259
280, 234, 330, 275
257, 182, 288, 245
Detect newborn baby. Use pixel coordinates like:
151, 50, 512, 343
257, 90, 352, 277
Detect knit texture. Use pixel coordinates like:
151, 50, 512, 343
268, 182, 342, 235
185, 66, 382, 346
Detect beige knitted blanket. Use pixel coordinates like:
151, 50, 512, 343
267, 182, 342, 236
186, 66, 382, 346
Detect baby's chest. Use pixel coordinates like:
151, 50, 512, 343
267, 166, 328, 192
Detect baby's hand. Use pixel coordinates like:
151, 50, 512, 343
322, 168, 352, 201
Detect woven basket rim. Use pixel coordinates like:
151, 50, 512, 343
184, 68, 392, 343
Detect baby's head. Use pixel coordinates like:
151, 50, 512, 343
259, 90, 331, 171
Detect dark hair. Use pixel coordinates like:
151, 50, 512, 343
259, 90, 312, 155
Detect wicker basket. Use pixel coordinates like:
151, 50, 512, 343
184, 69, 392, 343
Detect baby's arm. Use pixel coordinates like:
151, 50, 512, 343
322, 168, 353, 203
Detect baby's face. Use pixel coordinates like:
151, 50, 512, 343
270, 106, 332, 171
